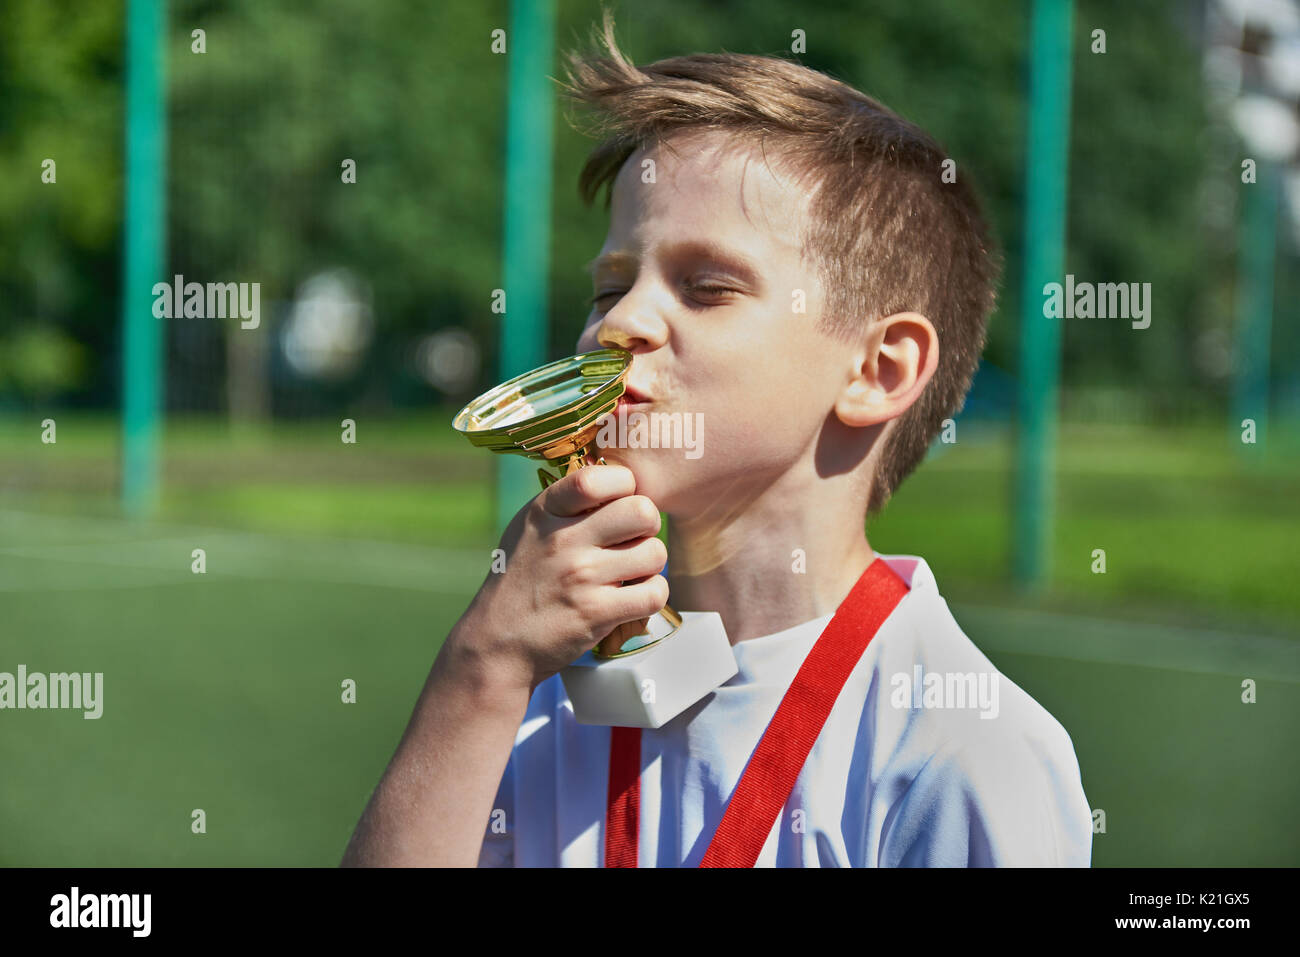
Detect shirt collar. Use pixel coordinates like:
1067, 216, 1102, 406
875, 553, 936, 593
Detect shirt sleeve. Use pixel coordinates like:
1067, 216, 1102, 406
880, 728, 1093, 867
476, 750, 516, 868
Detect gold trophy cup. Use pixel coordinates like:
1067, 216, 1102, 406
452, 347, 737, 728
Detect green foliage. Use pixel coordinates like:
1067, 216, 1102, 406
0, 0, 123, 404
0, 0, 1278, 409
168, 0, 507, 335
0, 323, 88, 396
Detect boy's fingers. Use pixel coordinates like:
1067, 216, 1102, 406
543, 464, 637, 518
593, 535, 668, 584
594, 576, 671, 632
579, 494, 662, 547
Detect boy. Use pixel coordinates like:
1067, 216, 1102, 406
342, 15, 1092, 867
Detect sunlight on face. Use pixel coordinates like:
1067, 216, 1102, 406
576, 129, 849, 518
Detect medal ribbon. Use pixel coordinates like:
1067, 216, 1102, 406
604, 557, 909, 867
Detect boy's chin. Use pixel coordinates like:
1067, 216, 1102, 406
591, 448, 682, 511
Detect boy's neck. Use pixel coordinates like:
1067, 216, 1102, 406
665, 491, 875, 646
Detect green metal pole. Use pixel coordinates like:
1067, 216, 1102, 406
1231, 162, 1277, 452
496, 0, 555, 536
1013, 0, 1074, 591
122, 0, 168, 518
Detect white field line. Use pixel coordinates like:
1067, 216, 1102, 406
0, 509, 490, 594
954, 601, 1300, 683
4, 509, 1297, 680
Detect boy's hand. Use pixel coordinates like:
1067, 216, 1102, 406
453, 463, 669, 694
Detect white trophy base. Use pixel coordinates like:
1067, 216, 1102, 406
560, 611, 737, 729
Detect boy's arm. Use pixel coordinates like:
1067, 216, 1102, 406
341, 463, 668, 868
339, 606, 531, 868
476, 746, 516, 867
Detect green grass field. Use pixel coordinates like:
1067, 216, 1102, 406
1, 413, 1296, 865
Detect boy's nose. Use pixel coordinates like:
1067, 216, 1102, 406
595, 311, 666, 354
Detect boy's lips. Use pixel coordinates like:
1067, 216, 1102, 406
615, 396, 652, 415
616, 382, 653, 411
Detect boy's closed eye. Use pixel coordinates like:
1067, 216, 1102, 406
586, 280, 740, 312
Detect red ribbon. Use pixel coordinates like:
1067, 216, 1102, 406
604, 557, 909, 867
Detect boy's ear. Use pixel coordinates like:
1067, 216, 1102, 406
834, 311, 939, 428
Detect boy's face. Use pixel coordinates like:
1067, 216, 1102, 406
575, 129, 864, 518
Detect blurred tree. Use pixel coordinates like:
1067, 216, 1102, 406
0, 324, 87, 399
167, 0, 508, 415
0, 0, 1278, 417
0, 0, 123, 408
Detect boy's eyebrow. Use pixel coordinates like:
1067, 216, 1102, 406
583, 251, 638, 275
584, 241, 763, 285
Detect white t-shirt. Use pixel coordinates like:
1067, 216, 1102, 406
477, 554, 1092, 867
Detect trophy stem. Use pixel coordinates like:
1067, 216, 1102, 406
536, 450, 588, 489
534, 447, 682, 660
